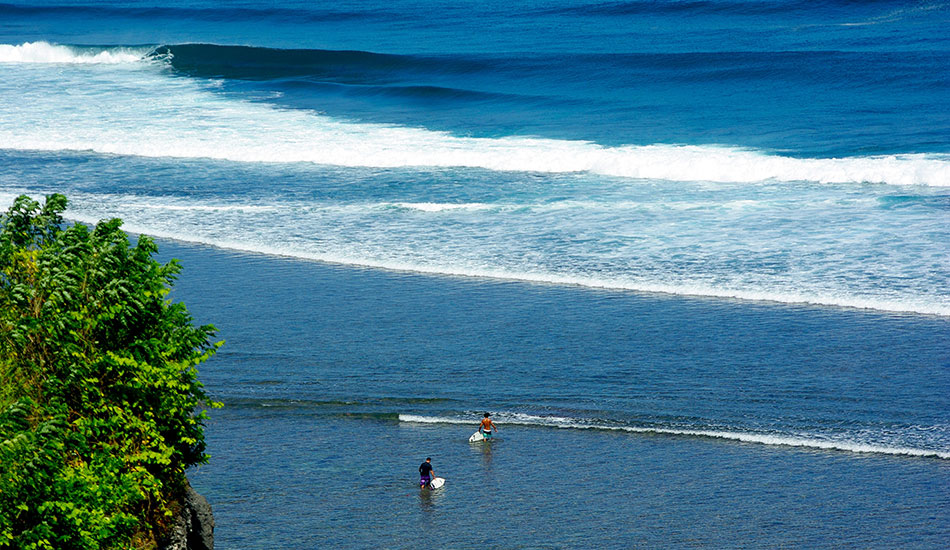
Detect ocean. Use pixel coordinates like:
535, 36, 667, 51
1, 1, 948, 548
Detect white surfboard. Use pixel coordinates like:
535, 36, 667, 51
469, 431, 486, 442
429, 477, 445, 489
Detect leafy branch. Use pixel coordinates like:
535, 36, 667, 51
0, 195, 222, 550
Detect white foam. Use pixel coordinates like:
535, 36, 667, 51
13, 131, 950, 187
119, 202, 279, 213
3, 48, 947, 317
51, 207, 950, 317
1, 47, 947, 187
0, 42, 147, 64
398, 414, 950, 459
392, 202, 493, 212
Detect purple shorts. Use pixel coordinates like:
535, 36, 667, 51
420, 475, 431, 486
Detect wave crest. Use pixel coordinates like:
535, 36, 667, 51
0, 41, 147, 64
3, 42, 948, 187
399, 413, 950, 459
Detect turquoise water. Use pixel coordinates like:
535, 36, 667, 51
1, 1, 949, 547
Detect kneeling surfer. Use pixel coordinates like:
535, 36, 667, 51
419, 457, 434, 488
479, 412, 498, 440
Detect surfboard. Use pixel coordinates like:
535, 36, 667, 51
429, 477, 445, 489
469, 431, 486, 442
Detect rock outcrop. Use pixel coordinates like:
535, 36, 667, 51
161, 482, 214, 550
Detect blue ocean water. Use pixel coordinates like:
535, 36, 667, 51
165, 242, 950, 549
1, 1, 949, 547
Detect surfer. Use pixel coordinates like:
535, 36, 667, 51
478, 412, 498, 440
419, 457, 434, 488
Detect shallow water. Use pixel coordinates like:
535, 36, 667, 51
158, 242, 950, 549
194, 406, 949, 549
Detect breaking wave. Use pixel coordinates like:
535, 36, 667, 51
0, 41, 149, 64
399, 413, 950, 459
2, 42, 949, 186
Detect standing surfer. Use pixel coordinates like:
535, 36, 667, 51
419, 457, 435, 488
479, 412, 498, 440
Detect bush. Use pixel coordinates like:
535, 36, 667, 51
0, 195, 221, 550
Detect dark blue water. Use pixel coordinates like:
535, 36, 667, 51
2, 0, 949, 547
163, 242, 949, 549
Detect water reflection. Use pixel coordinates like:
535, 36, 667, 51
418, 482, 445, 514
470, 438, 494, 468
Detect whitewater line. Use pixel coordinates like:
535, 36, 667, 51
398, 414, 950, 460
2, 42, 948, 187
5, 136, 949, 188
0, 41, 149, 64
39, 210, 950, 318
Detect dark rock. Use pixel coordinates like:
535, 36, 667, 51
160, 481, 214, 550
163, 510, 188, 550
185, 484, 215, 550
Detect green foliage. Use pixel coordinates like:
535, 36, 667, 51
0, 195, 221, 550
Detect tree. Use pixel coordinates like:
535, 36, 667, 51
0, 194, 221, 550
